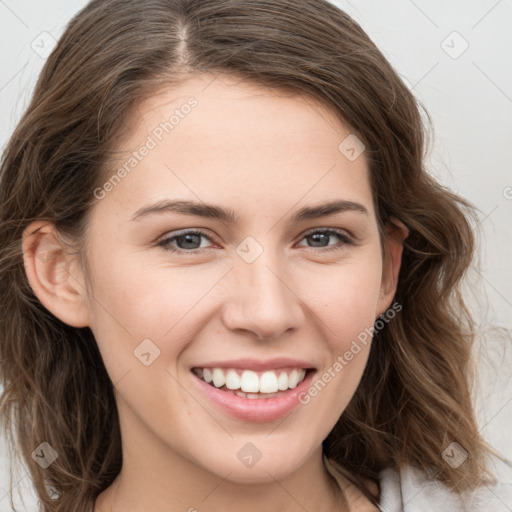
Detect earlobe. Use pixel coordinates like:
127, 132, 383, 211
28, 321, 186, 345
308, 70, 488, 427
22, 221, 91, 328
377, 217, 408, 316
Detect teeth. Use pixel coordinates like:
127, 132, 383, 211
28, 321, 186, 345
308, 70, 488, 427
288, 369, 299, 389
277, 371, 289, 391
195, 367, 308, 394
203, 368, 213, 383
240, 370, 260, 393
234, 389, 288, 399
212, 368, 226, 388
225, 370, 241, 390
259, 371, 278, 393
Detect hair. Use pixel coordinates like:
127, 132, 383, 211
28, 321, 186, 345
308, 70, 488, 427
0, 0, 503, 510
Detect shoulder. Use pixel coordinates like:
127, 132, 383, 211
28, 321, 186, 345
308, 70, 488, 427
378, 452, 512, 512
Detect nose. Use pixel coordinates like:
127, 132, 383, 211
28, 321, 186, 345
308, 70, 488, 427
220, 248, 304, 340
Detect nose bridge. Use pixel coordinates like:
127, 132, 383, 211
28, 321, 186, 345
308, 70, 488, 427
222, 237, 303, 339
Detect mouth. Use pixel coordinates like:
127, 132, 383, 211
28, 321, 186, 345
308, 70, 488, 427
190, 364, 317, 422
191, 366, 312, 399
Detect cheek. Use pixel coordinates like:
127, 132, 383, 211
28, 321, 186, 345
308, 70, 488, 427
87, 244, 207, 334
294, 260, 382, 439
313, 253, 383, 343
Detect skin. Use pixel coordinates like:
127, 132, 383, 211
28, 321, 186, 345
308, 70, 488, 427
22, 74, 407, 511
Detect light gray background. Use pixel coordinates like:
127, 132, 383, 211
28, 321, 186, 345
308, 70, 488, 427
1, 0, 511, 509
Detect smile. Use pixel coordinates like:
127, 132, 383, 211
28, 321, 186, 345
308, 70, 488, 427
190, 366, 316, 422
192, 367, 308, 398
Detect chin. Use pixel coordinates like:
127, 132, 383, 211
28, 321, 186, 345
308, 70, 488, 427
197, 447, 310, 484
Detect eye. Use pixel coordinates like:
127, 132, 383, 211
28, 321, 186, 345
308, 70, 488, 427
157, 228, 355, 255
157, 229, 216, 254
296, 228, 354, 252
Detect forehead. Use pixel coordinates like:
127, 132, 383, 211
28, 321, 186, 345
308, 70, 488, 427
131, 74, 348, 145
95, 74, 374, 223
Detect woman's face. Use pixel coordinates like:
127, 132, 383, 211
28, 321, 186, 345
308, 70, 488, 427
62, 75, 402, 482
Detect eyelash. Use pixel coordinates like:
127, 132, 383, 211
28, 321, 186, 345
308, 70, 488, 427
157, 228, 355, 254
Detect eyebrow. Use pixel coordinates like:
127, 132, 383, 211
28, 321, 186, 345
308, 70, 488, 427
130, 199, 368, 223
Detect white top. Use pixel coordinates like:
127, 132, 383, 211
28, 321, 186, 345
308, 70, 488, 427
324, 453, 512, 511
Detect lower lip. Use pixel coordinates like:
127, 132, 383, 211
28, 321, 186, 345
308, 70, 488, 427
191, 369, 316, 423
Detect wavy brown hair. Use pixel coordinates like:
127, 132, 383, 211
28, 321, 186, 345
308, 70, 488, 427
0, 0, 501, 510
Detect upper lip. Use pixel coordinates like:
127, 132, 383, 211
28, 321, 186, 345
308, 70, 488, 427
191, 357, 316, 371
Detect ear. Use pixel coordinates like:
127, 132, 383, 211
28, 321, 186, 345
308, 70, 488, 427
22, 221, 91, 328
376, 217, 408, 317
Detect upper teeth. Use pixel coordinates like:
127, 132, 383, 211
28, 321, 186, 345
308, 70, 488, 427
194, 367, 307, 393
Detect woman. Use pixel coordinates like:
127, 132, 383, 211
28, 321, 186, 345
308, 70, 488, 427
0, 1, 510, 510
